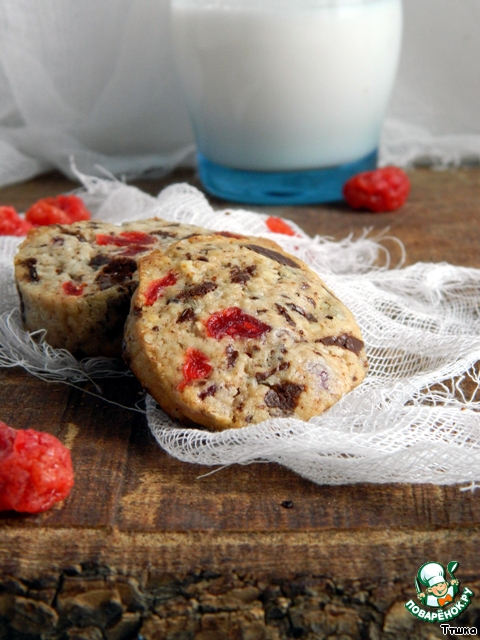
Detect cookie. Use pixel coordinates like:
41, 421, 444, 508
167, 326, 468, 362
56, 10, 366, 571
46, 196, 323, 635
123, 234, 368, 430
14, 218, 210, 358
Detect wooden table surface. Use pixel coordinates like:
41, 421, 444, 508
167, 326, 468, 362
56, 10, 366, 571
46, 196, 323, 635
1, 168, 479, 640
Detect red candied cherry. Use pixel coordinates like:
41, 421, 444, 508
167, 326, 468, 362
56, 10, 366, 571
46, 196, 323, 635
96, 231, 157, 247
49, 194, 91, 222
206, 307, 271, 340
25, 200, 70, 226
343, 166, 410, 213
25, 194, 91, 226
266, 216, 297, 236
144, 271, 177, 306
96, 230, 157, 257
178, 348, 212, 391
62, 281, 86, 296
0, 206, 33, 236
0, 420, 74, 514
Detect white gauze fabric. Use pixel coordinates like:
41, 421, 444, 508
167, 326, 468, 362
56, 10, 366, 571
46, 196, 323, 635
1, 176, 479, 486
380, 0, 480, 168
0, 0, 195, 187
0, 0, 480, 188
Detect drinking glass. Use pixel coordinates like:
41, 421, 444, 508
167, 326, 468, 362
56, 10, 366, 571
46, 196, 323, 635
170, 0, 403, 204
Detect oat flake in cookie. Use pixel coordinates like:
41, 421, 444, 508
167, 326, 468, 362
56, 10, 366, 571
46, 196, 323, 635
123, 234, 368, 431
14, 218, 209, 358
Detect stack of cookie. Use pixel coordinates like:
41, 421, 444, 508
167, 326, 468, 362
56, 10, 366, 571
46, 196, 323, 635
15, 219, 368, 430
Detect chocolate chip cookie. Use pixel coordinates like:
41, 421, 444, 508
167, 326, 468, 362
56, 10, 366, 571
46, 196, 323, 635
124, 234, 368, 430
14, 218, 209, 357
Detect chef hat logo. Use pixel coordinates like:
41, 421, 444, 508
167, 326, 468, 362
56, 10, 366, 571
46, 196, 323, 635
417, 562, 446, 588
406, 560, 474, 622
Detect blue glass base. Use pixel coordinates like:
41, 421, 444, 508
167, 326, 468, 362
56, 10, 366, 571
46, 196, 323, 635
197, 150, 378, 205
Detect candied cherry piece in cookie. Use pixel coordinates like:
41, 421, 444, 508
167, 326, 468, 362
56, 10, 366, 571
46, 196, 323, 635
0, 420, 74, 513
62, 281, 86, 296
206, 307, 272, 340
178, 348, 212, 391
343, 166, 410, 213
96, 231, 157, 247
96, 231, 158, 257
144, 271, 177, 306
0, 206, 33, 236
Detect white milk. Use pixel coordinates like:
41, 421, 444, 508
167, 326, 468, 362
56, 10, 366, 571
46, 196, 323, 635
171, 0, 402, 171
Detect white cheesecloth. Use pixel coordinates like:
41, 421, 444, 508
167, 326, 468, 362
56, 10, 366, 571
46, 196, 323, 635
1, 175, 479, 486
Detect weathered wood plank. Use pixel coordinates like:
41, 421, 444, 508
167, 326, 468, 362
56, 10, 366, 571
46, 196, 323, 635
1, 366, 480, 534
1, 168, 480, 539
2, 527, 480, 584
1, 168, 479, 638
116, 448, 480, 533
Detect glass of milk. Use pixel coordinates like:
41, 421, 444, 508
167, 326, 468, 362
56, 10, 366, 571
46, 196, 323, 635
170, 0, 403, 204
